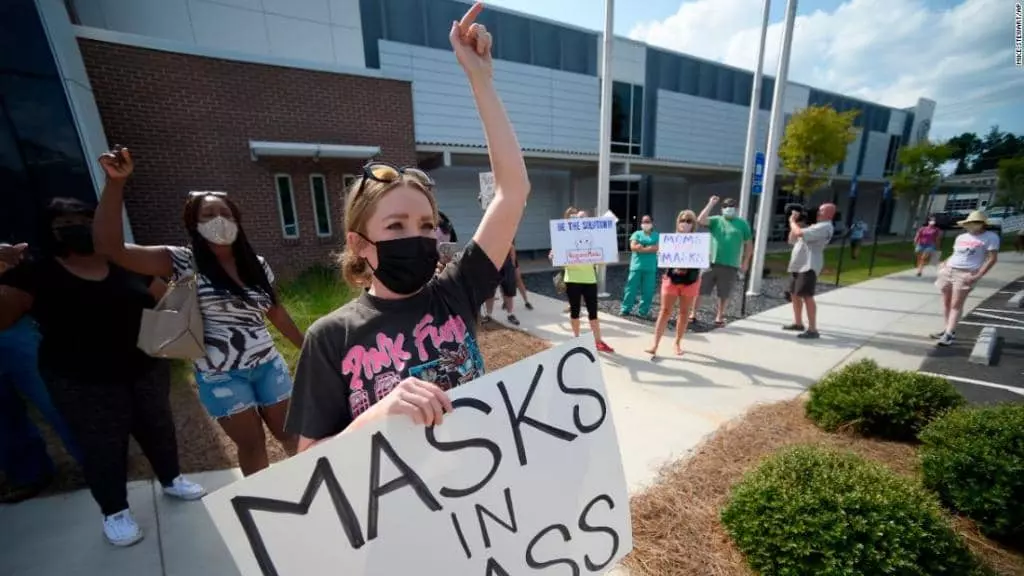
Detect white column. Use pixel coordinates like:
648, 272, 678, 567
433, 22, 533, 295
596, 0, 614, 297
738, 0, 772, 222
748, 0, 799, 295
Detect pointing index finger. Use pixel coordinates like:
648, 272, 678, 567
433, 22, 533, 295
458, 2, 484, 30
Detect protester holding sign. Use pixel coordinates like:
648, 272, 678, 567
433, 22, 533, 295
550, 208, 614, 354
93, 148, 305, 477
620, 214, 659, 318
285, 3, 531, 448
646, 210, 702, 358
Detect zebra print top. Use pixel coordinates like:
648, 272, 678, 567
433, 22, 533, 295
168, 246, 280, 373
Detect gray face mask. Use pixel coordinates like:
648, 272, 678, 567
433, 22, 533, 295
722, 207, 737, 218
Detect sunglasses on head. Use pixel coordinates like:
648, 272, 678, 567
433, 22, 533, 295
358, 162, 435, 193
189, 191, 228, 199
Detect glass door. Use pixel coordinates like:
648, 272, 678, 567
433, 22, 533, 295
609, 179, 640, 252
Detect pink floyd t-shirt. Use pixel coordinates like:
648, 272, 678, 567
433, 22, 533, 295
285, 240, 501, 440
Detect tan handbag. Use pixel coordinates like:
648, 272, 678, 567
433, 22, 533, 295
137, 260, 205, 360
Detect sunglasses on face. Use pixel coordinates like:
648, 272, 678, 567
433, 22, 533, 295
678, 219, 694, 224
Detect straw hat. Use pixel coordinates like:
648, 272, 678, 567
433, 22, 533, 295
957, 210, 988, 226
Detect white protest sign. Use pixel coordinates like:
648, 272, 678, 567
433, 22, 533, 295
204, 338, 633, 576
478, 171, 495, 210
1001, 214, 1023, 234
549, 217, 619, 266
657, 233, 712, 269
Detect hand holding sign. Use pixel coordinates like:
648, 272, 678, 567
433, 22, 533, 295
362, 377, 453, 427
449, 3, 493, 83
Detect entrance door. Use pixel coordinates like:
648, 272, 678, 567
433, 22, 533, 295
609, 179, 640, 252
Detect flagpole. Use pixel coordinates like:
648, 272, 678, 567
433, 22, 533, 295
596, 0, 614, 298
748, 0, 799, 295
738, 0, 771, 223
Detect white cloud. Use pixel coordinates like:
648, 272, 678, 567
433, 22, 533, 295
628, 0, 1022, 139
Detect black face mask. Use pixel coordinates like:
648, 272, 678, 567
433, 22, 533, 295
363, 235, 439, 295
53, 224, 95, 256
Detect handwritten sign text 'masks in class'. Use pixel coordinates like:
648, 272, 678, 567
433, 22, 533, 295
549, 218, 619, 266
204, 339, 633, 576
657, 233, 712, 269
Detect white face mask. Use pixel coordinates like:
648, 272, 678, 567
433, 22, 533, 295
722, 207, 737, 218
197, 216, 238, 245
641, 223, 652, 232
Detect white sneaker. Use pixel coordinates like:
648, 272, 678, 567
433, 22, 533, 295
103, 509, 143, 547
163, 476, 206, 501
936, 332, 955, 347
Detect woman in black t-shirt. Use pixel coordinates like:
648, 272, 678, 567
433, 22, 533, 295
646, 210, 703, 359
284, 3, 530, 451
0, 198, 204, 548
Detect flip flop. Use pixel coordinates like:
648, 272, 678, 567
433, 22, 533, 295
714, 320, 726, 327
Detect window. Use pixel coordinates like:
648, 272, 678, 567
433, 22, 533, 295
530, 21, 560, 69
883, 134, 901, 176
382, 0, 426, 46
274, 174, 299, 238
342, 173, 358, 193
610, 81, 643, 155
497, 12, 531, 64
309, 174, 332, 237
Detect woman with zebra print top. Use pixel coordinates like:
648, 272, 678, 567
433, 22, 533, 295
93, 147, 304, 477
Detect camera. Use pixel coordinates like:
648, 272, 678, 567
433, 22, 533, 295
785, 203, 818, 225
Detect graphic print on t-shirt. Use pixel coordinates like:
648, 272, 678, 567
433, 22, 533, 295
340, 312, 484, 419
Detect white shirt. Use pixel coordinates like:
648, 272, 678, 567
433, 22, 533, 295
788, 221, 834, 274
946, 231, 1000, 272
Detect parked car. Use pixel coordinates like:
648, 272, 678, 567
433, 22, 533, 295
931, 212, 961, 231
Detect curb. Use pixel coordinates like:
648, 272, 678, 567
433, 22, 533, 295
1009, 290, 1024, 308
968, 326, 999, 366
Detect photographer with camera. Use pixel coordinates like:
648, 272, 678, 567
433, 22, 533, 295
784, 203, 835, 339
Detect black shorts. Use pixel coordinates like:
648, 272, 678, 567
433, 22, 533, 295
497, 258, 516, 298
789, 270, 818, 298
565, 282, 598, 320
850, 239, 862, 248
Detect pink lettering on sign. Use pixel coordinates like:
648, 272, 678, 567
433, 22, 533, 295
413, 314, 468, 361
341, 333, 412, 392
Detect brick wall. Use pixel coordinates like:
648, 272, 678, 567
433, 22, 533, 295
79, 39, 417, 279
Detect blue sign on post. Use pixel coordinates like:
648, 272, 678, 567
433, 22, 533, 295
849, 175, 858, 198
883, 181, 892, 199
751, 151, 765, 196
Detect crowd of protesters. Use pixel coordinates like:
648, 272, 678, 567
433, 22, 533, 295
0, 1, 1006, 557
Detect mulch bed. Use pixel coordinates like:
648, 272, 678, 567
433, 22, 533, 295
624, 399, 1024, 576
0, 324, 550, 501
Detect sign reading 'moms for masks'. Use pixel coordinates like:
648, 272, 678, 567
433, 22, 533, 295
657, 233, 712, 269
204, 339, 632, 576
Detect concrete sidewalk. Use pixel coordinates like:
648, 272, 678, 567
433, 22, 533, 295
2, 254, 1021, 576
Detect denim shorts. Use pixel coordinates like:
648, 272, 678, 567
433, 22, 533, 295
194, 356, 293, 419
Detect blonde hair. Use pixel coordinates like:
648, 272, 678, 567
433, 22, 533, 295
338, 173, 438, 288
563, 205, 578, 219
677, 209, 697, 224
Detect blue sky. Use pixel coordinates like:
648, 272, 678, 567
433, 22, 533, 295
484, 0, 1023, 140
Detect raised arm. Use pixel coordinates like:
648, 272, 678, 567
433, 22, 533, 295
697, 196, 720, 227
453, 4, 531, 269
93, 147, 174, 278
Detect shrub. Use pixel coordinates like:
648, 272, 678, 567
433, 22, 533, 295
721, 446, 986, 576
805, 359, 965, 440
920, 404, 1024, 544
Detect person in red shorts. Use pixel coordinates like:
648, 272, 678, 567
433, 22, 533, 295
646, 210, 701, 359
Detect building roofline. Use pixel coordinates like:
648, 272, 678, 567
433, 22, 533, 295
73, 25, 411, 83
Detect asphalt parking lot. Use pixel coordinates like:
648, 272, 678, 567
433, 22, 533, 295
919, 275, 1024, 405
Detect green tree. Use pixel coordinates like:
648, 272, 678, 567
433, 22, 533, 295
945, 132, 982, 174
995, 156, 1024, 209
891, 140, 953, 235
778, 105, 859, 197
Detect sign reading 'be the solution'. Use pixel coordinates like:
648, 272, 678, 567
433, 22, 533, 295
204, 339, 633, 576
